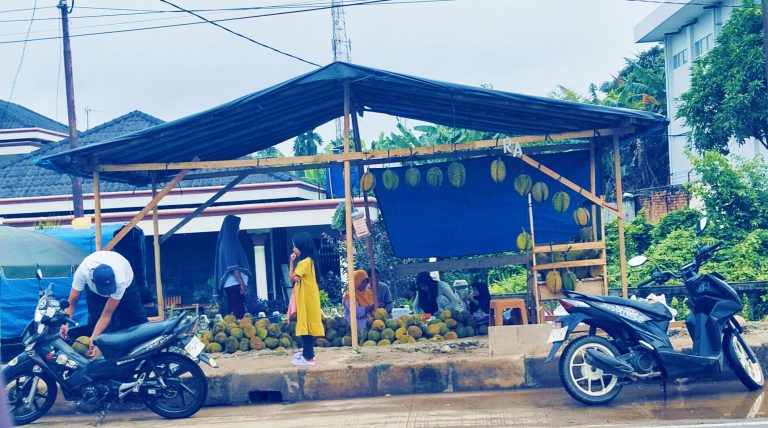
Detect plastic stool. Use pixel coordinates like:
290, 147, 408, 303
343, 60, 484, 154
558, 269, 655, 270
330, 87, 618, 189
490, 298, 528, 326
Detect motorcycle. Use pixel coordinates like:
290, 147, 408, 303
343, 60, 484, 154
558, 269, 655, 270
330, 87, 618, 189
545, 217, 764, 405
2, 269, 218, 425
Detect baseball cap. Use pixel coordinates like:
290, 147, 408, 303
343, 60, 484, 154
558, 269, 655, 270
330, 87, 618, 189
92, 264, 117, 296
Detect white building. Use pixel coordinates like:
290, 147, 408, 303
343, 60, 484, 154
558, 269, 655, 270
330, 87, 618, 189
635, 0, 768, 185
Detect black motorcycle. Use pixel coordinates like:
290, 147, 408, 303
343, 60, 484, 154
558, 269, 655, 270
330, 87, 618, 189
2, 270, 217, 425
545, 217, 764, 405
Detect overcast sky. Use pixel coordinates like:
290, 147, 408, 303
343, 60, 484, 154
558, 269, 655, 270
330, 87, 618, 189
0, 0, 660, 153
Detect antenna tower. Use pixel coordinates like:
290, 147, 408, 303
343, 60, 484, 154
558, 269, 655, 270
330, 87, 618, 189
331, 0, 351, 141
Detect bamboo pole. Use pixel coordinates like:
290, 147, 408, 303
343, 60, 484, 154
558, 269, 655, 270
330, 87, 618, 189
103, 169, 189, 251
613, 136, 628, 298
93, 171, 102, 250
590, 138, 598, 241
350, 112, 378, 310
600, 196, 609, 295
151, 177, 165, 320
343, 84, 358, 349
96, 128, 634, 173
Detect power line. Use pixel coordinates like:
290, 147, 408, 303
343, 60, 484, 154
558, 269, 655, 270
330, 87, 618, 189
0, 0, 408, 45
0, 0, 38, 123
157, 0, 321, 67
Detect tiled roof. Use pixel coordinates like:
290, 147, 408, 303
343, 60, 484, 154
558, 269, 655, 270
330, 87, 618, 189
0, 99, 69, 134
0, 110, 297, 199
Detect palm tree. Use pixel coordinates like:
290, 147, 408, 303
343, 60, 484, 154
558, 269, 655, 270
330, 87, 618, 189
293, 130, 323, 156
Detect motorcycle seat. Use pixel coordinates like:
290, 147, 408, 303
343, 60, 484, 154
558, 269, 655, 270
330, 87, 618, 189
94, 317, 181, 355
569, 292, 673, 320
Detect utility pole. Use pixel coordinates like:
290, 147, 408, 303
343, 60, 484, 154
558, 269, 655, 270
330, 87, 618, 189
59, 0, 84, 218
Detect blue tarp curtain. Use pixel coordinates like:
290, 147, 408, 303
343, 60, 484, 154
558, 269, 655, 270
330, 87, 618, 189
0, 276, 88, 339
37, 224, 124, 254
371, 152, 601, 258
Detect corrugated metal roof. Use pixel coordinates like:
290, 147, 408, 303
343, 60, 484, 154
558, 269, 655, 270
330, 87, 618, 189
39, 62, 667, 185
0, 99, 69, 134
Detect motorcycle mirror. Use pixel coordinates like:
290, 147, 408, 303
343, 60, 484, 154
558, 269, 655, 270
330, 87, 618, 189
628, 255, 648, 267
35, 265, 43, 281
696, 217, 709, 235
59, 299, 70, 310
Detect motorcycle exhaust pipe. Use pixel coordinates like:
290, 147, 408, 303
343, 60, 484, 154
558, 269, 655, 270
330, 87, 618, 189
584, 349, 635, 377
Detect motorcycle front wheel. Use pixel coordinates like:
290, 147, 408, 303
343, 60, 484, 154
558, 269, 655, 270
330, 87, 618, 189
143, 352, 208, 419
4, 370, 58, 426
559, 335, 623, 405
724, 331, 764, 391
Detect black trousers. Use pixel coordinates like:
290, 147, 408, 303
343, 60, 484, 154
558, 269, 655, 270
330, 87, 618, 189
224, 286, 246, 319
86, 282, 147, 333
302, 335, 315, 360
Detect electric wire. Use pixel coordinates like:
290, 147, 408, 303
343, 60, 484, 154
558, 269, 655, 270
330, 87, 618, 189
0, 0, 38, 123
157, 0, 321, 67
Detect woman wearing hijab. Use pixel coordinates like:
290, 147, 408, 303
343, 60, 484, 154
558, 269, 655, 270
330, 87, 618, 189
413, 271, 466, 314
343, 270, 376, 335
214, 215, 252, 319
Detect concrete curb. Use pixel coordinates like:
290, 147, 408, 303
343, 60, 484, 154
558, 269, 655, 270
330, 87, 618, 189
46, 341, 768, 415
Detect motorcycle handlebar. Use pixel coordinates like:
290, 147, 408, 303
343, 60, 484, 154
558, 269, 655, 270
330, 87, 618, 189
636, 277, 656, 287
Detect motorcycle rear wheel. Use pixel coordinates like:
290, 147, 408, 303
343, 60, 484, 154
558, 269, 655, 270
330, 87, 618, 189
724, 331, 764, 391
143, 352, 208, 419
559, 335, 623, 405
4, 370, 58, 426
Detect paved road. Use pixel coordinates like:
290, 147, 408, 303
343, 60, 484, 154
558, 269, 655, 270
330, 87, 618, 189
31, 381, 768, 428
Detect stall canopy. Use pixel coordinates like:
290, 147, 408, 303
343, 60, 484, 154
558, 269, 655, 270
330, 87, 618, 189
39, 62, 666, 185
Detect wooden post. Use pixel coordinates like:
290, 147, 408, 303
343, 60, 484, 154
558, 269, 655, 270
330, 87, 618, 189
152, 177, 165, 320
613, 136, 628, 298
527, 193, 541, 324
343, 83, 358, 348
351, 111, 378, 310
590, 138, 598, 242
600, 196, 609, 295
93, 171, 102, 250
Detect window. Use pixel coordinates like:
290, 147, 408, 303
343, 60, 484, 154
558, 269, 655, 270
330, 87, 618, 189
672, 49, 689, 69
694, 34, 713, 58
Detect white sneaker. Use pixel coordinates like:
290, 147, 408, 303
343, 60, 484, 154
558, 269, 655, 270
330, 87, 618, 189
291, 356, 315, 367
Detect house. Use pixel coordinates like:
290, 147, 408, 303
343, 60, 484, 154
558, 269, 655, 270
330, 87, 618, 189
0, 100, 68, 165
634, 0, 768, 185
0, 100, 376, 307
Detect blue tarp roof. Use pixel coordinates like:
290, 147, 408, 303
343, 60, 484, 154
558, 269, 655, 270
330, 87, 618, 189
39, 62, 666, 185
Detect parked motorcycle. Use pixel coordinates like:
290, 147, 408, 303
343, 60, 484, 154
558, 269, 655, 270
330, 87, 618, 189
2, 269, 217, 425
545, 217, 764, 405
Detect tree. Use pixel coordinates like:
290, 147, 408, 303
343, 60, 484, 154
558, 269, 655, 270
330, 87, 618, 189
678, 0, 768, 153
550, 45, 669, 192
293, 130, 323, 156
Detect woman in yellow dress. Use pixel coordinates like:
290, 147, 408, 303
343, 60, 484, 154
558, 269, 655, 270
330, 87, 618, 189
289, 232, 324, 367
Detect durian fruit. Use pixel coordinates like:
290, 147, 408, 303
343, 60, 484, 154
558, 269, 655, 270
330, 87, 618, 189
531, 182, 549, 202
243, 324, 256, 339
367, 330, 381, 342
426, 325, 441, 338
590, 265, 604, 278
250, 337, 265, 351
238, 318, 253, 329
426, 167, 443, 187
279, 337, 292, 348
438, 310, 452, 321
447, 162, 466, 188
360, 172, 376, 192
399, 336, 417, 345
405, 167, 421, 187
382, 169, 399, 190
374, 308, 388, 321
206, 342, 223, 353
552, 191, 570, 212
514, 174, 532, 196
444, 332, 458, 341
562, 270, 578, 291
430, 335, 445, 342
256, 327, 268, 340
444, 319, 458, 329
465, 326, 476, 336
382, 328, 395, 341
264, 337, 279, 349
516, 232, 533, 251
363, 340, 377, 347
546, 271, 563, 294
371, 319, 385, 331
490, 158, 506, 183
315, 338, 331, 347
214, 332, 228, 345
224, 337, 239, 354
238, 338, 250, 352
72, 336, 91, 356
478, 325, 488, 336
230, 327, 244, 340
377, 339, 391, 346
223, 314, 237, 324
407, 325, 423, 339
573, 208, 591, 226
395, 327, 408, 340
342, 336, 352, 346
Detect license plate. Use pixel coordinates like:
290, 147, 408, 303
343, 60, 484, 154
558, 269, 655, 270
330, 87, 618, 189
184, 336, 205, 358
547, 327, 568, 343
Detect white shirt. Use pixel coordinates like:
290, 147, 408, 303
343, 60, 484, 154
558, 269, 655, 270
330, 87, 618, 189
223, 271, 249, 288
72, 251, 134, 300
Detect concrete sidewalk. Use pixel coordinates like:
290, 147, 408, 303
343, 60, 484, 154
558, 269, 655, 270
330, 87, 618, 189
47, 323, 768, 414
